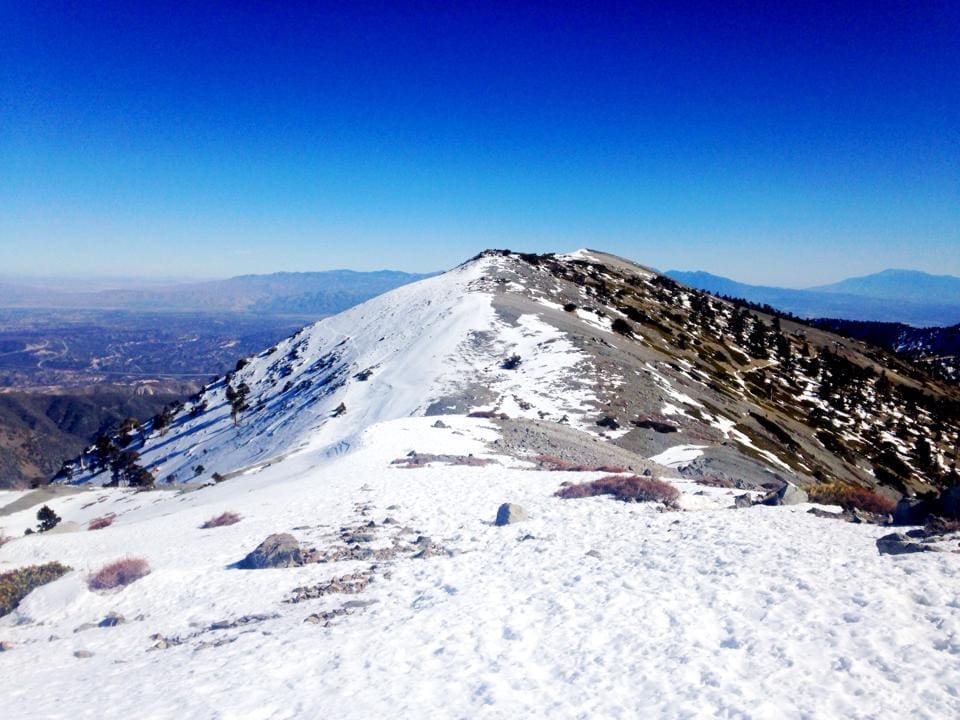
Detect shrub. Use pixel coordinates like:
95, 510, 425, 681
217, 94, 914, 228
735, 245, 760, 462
807, 483, 896, 515
36, 505, 61, 533
500, 354, 522, 370
201, 511, 242, 529
534, 454, 627, 473
556, 475, 680, 507
563, 302, 577, 312
87, 515, 115, 531
0, 562, 72, 617
88, 557, 150, 591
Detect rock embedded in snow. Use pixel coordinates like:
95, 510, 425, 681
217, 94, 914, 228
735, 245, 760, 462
99, 612, 125, 628
876, 533, 934, 555
495, 503, 529, 526
73, 650, 94, 659
733, 493, 753, 509
237, 533, 303, 569
760, 483, 808, 507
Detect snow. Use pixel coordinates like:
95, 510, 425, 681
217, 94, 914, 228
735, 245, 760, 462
63, 254, 610, 486
2, 415, 959, 719
6, 253, 960, 718
648, 443, 708, 469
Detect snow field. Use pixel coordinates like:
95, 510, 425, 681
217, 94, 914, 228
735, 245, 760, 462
2, 416, 959, 719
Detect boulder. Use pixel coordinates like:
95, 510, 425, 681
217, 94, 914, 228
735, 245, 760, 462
431, 420, 450, 429
99, 612, 125, 628
937, 486, 960, 520
893, 498, 932, 526
876, 533, 932, 555
732, 493, 753, 509
238, 533, 303, 569
760, 484, 808, 507
495, 503, 529, 526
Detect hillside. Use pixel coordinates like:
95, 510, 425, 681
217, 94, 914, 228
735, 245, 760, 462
2, 250, 959, 718
58, 250, 960, 497
0, 383, 196, 488
810, 319, 960, 384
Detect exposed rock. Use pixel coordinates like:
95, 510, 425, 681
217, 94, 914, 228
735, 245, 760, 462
99, 612, 125, 628
760, 484, 808, 507
938, 486, 960, 520
431, 420, 449, 429
877, 533, 933, 555
0, 640, 13, 652
495, 503, 529, 526
209, 614, 276, 631
732, 493, 753, 509
893, 498, 934, 526
585, 549, 602, 559
237, 533, 303, 569
73, 623, 97, 634
73, 650, 94, 658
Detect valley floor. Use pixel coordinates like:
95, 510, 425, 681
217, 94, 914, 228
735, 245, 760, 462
1, 416, 958, 719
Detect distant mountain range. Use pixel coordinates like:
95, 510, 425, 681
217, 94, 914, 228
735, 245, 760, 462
0, 269, 437, 316
665, 268, 960, 327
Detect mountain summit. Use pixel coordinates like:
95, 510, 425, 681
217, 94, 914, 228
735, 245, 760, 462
61, 249, 959, 498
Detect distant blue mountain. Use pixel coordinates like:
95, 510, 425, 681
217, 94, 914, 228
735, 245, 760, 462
665, 269, 960, 327
810, 269, 960, 303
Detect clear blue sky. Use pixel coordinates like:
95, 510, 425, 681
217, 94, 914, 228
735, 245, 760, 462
2, 1, 958, 286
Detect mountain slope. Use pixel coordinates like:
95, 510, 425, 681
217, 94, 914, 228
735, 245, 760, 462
60, 250, 960, 499
4, 249, 960, 719
666, 269, 960, 326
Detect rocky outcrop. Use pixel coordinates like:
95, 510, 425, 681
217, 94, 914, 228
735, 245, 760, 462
237, 534, 303, 569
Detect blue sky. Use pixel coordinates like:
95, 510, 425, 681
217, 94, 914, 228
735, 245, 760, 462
2, 1, 958, 285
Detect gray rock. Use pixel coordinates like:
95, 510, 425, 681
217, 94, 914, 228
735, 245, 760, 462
585, 549, 602, 559
432, 420, 450, 429
495, 503, 529, 526
732, 493, 753, 509
237, 533, 303, 569
73, 650, 94, 658
99, 612, 125, 628
761, 483, 808, 507
73, 623, 97, 634
0, 640, 13, 652
876, 533, 932, 555
893, 498, 933, 526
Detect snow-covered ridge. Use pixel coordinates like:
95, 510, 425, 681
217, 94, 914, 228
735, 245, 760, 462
62, 254, 605, 485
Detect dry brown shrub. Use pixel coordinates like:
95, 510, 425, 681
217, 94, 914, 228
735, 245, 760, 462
807, 483, 896, 515
556, 475, 680, 506
200, 511, 242, 529
88, 557, 150, 591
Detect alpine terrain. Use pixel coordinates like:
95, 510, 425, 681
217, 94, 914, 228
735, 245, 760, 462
2, 250, 959, 719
